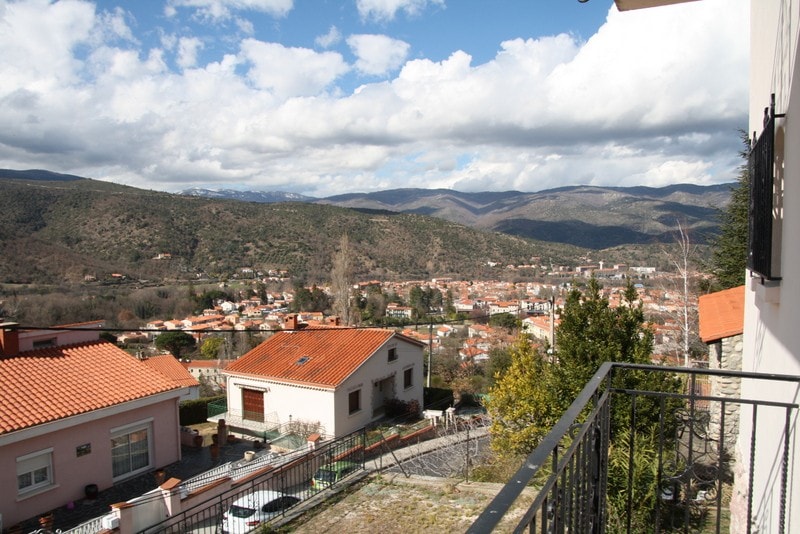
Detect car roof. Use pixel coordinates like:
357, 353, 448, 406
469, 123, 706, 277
319, 461, 356, 470
231, 490, 287, 506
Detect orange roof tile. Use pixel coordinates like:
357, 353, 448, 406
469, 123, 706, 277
183, 360, 227, 369
0, 341, 180, 435
142, 354, 200, 388
698, 285, 745, 343
225, 329, 420, 389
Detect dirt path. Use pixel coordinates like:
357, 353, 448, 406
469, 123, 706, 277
282, 473, 534, 533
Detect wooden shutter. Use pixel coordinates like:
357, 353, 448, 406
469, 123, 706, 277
242, 389, 264, 422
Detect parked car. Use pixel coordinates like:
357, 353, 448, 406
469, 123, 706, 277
221, 490, 300, 533
311, 461, 360, 490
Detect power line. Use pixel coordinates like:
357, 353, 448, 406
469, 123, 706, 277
11, 309, 519, 335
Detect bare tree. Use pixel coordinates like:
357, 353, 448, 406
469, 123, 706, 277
331, 234, 355, 325
662, 221, 699, 368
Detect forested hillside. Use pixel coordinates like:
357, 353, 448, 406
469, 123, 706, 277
0, 174, 582, 286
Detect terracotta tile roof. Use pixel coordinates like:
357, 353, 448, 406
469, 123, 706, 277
225, 329, 419, 388
183, 360, 227, 369
142, 354, 200, 388
698, 285, 745, 343
0, 341, 180, 435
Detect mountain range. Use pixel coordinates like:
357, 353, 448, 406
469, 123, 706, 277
184, 183, 730, 249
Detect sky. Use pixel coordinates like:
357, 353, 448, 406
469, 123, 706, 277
0, 0, 748, 198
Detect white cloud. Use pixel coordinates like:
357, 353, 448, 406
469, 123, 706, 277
0, 0, 748, 197
165, 0, 293, 21
347, 34, 410, 76
177, 37, 204, 69
96, 6, 137, 45
235, 16, 255, 35
316, 26, 342, 49
355, 0, 444, 23
239, 39, 349, 98
0, 0, 96, 90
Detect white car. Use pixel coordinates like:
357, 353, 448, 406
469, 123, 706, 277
221, 490, 300, 533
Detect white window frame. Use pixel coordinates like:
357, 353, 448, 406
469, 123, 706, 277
110, 419, 153, 481
17, 448, 54, 497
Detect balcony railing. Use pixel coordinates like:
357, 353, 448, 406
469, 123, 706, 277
468, 363, 799, 534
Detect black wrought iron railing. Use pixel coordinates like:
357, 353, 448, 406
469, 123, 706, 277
139, 428, 367, 533
468, 363, 799, 534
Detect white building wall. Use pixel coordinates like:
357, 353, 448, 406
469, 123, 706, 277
226, 376, 335, 435
333, 338, 425, 437
738, 2, 800, 533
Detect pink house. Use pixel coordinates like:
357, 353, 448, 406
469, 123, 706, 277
0, 322, 186, 528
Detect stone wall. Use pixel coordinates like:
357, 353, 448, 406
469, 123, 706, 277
707, 333, 743, 454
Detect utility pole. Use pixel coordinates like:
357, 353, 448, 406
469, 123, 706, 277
427, 318, 433, 387
549, 295, 556, 359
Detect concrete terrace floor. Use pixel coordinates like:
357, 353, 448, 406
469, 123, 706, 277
16, 436, 261, 534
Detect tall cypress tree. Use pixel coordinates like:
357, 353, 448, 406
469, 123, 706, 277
711, 130, 750, 289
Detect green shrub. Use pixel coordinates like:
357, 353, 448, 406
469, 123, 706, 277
179, 395, 225, 425
423, 387, 454, 410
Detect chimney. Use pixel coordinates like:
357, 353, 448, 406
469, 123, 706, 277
326, 316, 340, 327
284, 313, 299, 331
0, 322, 20, 357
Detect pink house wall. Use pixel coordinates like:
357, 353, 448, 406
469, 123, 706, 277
0, 398, 181, 528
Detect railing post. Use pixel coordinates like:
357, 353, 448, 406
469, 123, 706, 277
779, 408, 791, 534
747, 405, 758, 534
625, 396, 637, 533
550, 442, 559, 532
588, 424, 602, 534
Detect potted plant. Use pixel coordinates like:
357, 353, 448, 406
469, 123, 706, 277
39, 513, 54, 531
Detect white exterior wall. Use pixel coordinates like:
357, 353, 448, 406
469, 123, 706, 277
333, 337, 424, 437
738, 2, 800, 532
226, 376, 335, 435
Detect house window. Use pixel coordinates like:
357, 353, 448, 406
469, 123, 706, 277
111, 422, 152, 479
17, 448, 53, 496
388, 348, 397, 362
404, 367, 413, 390
32, 338, 57, 349
348, 389, 361, 415
748, 94, 783, 281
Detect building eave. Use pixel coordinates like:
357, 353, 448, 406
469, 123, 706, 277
614, 0, 698, 11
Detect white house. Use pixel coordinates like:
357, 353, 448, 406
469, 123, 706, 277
385, 304, 414, 320
739, 1, 800, 531
183, 359, 228, 390
617, 1, 800, 532
221, 328, 425, 438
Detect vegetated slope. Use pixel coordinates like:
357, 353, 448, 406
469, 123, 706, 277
319, 184, 730, 249
0, 168, 85, 182
182, 182, 729, 249
0, 175, 580, 285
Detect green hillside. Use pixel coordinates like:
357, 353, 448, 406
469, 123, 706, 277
0, 176, 582, 285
